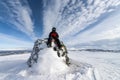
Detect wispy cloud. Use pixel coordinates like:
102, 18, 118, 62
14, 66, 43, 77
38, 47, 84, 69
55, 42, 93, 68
42, 0, 64, 37
43, 0, 120, 46
58, 0, 120, 38
0, 0, 36, 40
66, 9, 120, 46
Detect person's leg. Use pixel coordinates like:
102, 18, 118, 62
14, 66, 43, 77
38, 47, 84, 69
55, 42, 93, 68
65, 55, 70, 66
56, 38, 61, 49
47, 38, 51, 47
47, 38, 49, 46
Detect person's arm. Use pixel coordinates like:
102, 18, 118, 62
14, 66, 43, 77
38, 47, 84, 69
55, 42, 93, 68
49, 32, 52, 38
56, 32, 59, 38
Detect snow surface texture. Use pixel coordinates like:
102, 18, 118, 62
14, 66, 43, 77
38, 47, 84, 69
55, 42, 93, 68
30, 48, 69, 75
0, 48, 102, 80
1, 48, 120, 80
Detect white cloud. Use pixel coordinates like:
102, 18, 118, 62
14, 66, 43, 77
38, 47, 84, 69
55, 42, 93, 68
66, 9, 120, 46
42, 0, 65, 38
43, 0, 120, 37
0, 0, 36, 40
43, 0, 120, 46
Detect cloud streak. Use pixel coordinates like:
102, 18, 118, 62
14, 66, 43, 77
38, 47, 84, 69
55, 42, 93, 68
66, 9, 120, 46
43, 0, 120, 47
0, 0, 36, 39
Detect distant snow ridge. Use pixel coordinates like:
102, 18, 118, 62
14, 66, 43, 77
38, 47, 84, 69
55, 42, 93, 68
19, 48, 100, 80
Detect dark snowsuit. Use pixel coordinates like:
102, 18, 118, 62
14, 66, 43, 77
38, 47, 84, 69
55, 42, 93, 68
47, 30, 61, 49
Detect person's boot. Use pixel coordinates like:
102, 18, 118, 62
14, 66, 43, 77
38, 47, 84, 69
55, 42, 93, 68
66, 56, 70, 66
57, 51, 60, 57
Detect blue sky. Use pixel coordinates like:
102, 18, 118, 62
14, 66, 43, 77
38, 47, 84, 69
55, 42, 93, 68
0, 0, 44, 49
0, 0, 43, 38
0, 0, 120, 50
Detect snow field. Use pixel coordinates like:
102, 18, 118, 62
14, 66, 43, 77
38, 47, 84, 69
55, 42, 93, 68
23, 48, 95, 80
2, 48, 118, 80
69, 51, 120, 80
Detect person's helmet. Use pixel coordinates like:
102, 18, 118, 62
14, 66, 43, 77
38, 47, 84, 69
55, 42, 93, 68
52, 27, 56, 31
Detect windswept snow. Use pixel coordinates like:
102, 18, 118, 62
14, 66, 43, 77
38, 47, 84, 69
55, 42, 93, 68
69, 51, 120, 80
30, 48, 68, 74
0, 49, 120, 80
23, 48, 95, 80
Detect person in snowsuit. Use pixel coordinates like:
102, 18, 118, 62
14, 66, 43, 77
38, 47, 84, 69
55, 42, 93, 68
47, 27, 61, 49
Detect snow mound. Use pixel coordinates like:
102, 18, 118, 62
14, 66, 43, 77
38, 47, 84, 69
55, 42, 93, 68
31, 48, 69, 74
17, 48, 98, 80
0, 48, 101, 80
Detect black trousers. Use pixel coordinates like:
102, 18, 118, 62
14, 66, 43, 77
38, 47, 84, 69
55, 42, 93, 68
47, 37, 61, 49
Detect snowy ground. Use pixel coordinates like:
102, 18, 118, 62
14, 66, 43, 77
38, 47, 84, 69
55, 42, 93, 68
0, 49, 120, 80
69, 51, 120, 80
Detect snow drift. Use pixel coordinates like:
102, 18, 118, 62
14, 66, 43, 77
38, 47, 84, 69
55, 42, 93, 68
18, 48, 98, 80
1, 48, 120, 80
0, 48, 104, 80
31, 48, 68, 74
